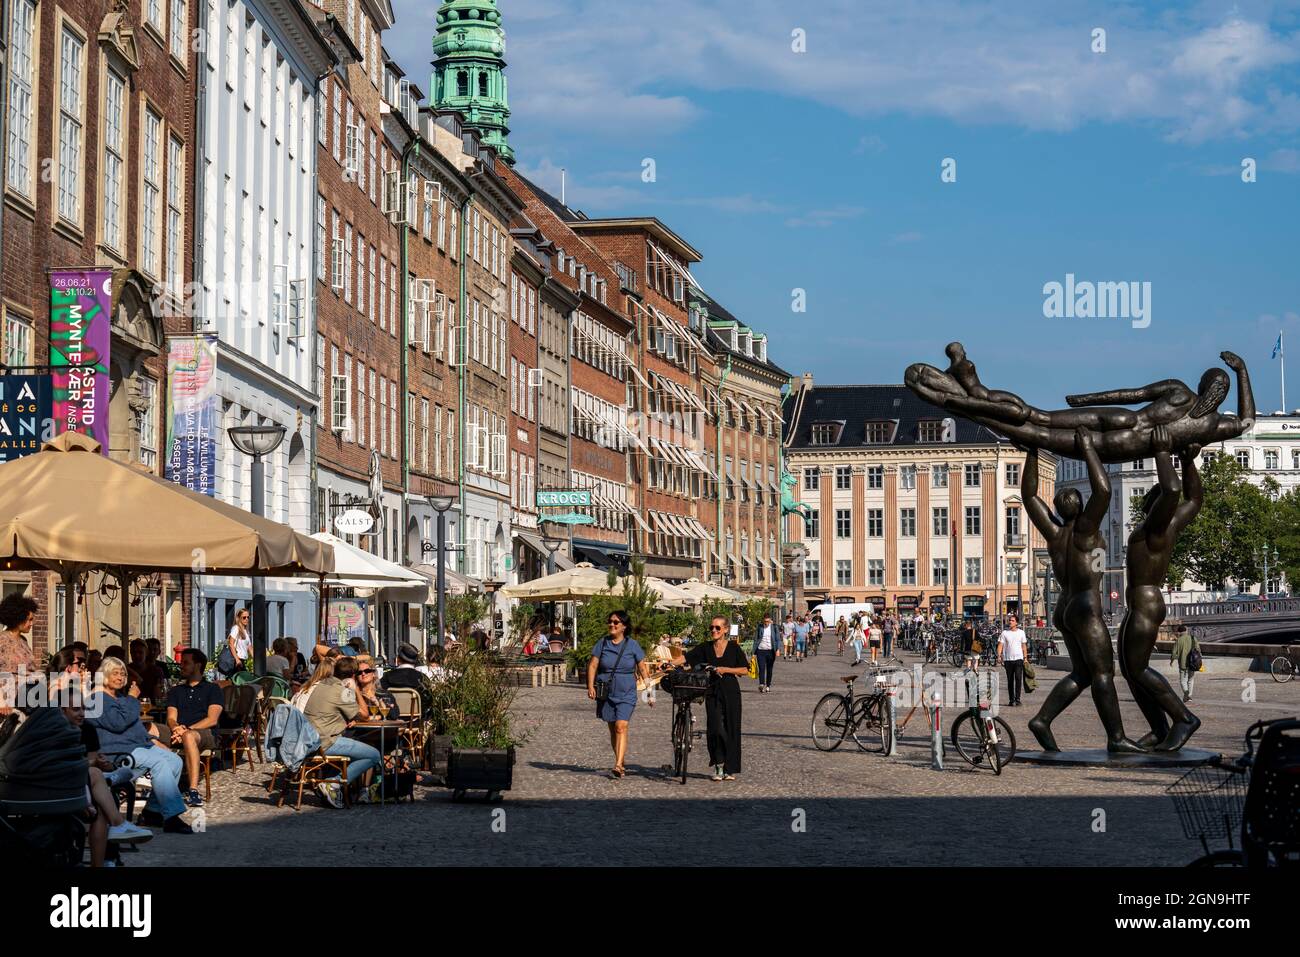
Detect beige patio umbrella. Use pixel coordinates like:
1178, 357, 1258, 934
498, 561, 614, 601
643, 576, 697, 609
678, 578, 745, 602
0, 432, 332, 576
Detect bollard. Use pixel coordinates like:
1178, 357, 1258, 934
930, 690, 944, 770
886, 676, 898, 757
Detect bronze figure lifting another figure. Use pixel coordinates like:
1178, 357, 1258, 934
905, 343, 1253, 752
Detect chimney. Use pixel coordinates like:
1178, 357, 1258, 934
801, 372, 814, 392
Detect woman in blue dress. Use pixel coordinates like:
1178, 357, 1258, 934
586, 610, 648, 779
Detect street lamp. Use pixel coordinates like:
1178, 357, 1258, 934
1008, 559, 1024, 621
541, 529, 565, 576
430, 495, 455, 647
227, 423, 286, 676
1254, 544, 1280, 597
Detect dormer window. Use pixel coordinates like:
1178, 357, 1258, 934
810, 421, 844, 446
918, 420, 945, 443
755, 337, 767, 362
864, 421, 895, 444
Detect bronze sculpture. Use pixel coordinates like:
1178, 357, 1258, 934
904, 343, 1253, 753
1022, 435, 1143, 753
1118, 428, 1202, 751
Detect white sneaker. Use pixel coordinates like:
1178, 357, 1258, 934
107, 821, 153, 844
316, 782, 345, 809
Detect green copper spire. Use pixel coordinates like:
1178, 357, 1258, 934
431, 0, 514, 165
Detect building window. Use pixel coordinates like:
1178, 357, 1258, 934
868, 560, 884, 586
932, 558, 948, 586
1005, 463, 1021, 487
101, 69, 126, 251
804, 560, 820, 587
867, 466, 882, 489
57, 26, 86, 225
965, 557, 982, 585
170, 0, 187, 59
1293, 450, 1300, 470
964, 463, 981, 487
900, 559, 916, 586
867, 508, 883, 537
964, 506, 981, 536
835, 466, 851, 490
1264, 450, 1279, 470
1235, 450, 1250, 469
835, 560, 852, 587
138, 377, 158, 468
1006, 507, 1021, 537
6, 0, 37, 197
4, 313, 33, 367
900, 465, 916, 490
899, 508, 916, 537
835, 509, 851, 539
933, 467, 948, 489
803, 509, 819, 539
803, 468, 820, 492
166, 136, 184, 295
918, 420, 944, 443
146, 0, 164, 33
140, 106, 162, 275
864, 421, 892, 444
933, 506, 949, 537
1132, 459, 1146, 470
811, 423, 837, 445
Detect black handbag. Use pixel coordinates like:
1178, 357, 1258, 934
216, 645, 239, 676
594, 638, 630, 702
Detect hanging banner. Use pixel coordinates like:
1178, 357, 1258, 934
0, 374, 52, 463
165, 336, 218, 495
326, 598, 369, 648
49, 269, 112, 452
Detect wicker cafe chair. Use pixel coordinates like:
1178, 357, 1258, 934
208, 684, 260, 780
266, 750, 353, 810
387, 688, 426, 767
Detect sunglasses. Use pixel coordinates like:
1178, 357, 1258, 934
711, 625, 727, 632
358, 668, 376, 676
607, 619, 624, 626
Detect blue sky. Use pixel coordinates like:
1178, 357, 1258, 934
387, 0, 1300, 410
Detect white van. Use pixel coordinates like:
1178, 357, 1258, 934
811, 603, 877, 627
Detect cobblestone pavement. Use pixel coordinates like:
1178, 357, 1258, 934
132, 648, 1297, 867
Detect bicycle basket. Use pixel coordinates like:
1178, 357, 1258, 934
1167, 762, 1247, 841
661, 669, 713, 700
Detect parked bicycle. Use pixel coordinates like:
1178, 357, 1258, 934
659, 665, 715, 785
949, 673, 1016, 773
811, 672, 889, 753
1168, 717, 1300, 866
1270, 645, 1298, 683
1029, 637, 1059, 665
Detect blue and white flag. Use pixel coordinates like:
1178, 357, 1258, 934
1272, 333, 1282, 359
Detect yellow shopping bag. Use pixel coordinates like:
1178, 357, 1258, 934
748, 655, 758, 680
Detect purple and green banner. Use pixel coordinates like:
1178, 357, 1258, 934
0, 374, 52, 463
49, 269, 112, 452
165, 336, 218, 495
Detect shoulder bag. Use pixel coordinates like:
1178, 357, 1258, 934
594, 638, 630, 702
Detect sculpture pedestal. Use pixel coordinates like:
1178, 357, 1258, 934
1016, 747, 1219, 768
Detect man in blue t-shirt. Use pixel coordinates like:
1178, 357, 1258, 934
792, 616, 811, 662
165, 649, 226, 807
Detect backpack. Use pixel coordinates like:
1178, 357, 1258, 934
1186, 644, 1203, 673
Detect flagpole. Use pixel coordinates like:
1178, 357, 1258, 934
1282, 330, 1287, 413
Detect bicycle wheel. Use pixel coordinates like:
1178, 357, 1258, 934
851, 695, 886, 753
672, 707, 689, 782
1271, 656, 1295, 683
812, 693, 851, 751
950, 649, 965, 668
879, 696, 895, 753
949, 713, 986, 767
990, 716, 1016, 767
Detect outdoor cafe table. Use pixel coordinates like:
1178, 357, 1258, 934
347, 720, 405, 804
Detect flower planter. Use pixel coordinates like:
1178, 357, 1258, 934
445, 747, 515, 800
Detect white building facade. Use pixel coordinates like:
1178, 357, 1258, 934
191, 0, 335, 653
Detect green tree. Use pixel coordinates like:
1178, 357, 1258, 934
440, 591, 494, 643
1170, 456, 1275, 591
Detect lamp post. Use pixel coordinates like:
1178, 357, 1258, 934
227, 423, 286, 676
1254, 544, 1279, 597
430, 495, 455, 647
1008, 559, 1024, 621
541, 529, 564, 576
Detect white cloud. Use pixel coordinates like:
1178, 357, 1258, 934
785, 205, 867, 228
1266, 148, 1300, 173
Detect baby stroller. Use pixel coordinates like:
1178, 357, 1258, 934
0, 707, 89, 867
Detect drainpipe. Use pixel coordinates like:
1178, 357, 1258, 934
458, 174, 482, 574
399, 136, 420, 561
716, 355, 732, 586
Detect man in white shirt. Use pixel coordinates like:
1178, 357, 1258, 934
754, 613, 779, 693
780, 614, 796, 659
998, 615, 1028, 706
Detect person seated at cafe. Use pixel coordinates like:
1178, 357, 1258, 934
301, 656, 382, 807
340, 636, 366, 658
285, 637, 310, 684
381, 642, 437, 716
86, 648, 103, 676
164, 649, 224, 808
352, 655, 398, 722
86, 657, 193, 834
130, 639, 166, 701
265, 638, 292, 681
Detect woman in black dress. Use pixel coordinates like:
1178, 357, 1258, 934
676, 615, 749, 781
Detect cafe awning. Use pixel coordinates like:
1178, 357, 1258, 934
0, 433, 332, 577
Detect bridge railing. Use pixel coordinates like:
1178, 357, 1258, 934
1168, 598, 1300, 618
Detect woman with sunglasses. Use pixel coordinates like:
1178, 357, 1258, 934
352, 655, 398, 722
220, 609, 252, 679
672, 615, 749, 781
586, 610, 649, 779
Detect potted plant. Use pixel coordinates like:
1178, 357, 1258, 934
429, 645, 530, 800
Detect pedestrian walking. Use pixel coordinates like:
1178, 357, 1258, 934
1170, 625, 1201, 702
867, 618, 883, 664
882, 615, 896, 659
960, 617, 978, 670
675, 615, 749, 781
849, 614, 866, 665
219, 608, 252, 679
753, 612, 779, 692
836, 617, 848, 655
781, 613, 795, 659
586, 610, 650, 779
998, 615, 1028, 706
793, 615, 810, 661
